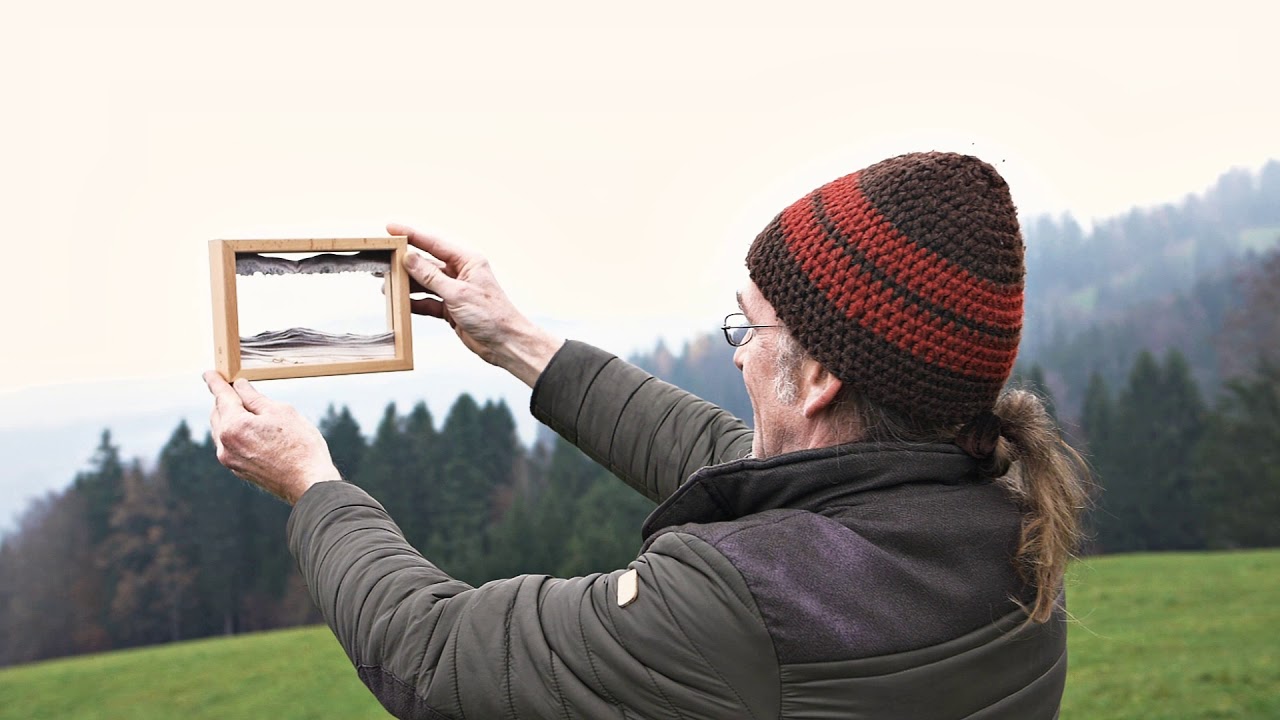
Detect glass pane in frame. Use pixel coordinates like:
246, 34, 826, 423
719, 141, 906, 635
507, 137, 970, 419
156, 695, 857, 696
235, 250, 395, 369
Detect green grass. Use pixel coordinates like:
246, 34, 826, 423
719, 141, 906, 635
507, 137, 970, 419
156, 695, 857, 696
0, 625, 389, 720
1062, 550, 1280, 719
1, 550, 1276, 719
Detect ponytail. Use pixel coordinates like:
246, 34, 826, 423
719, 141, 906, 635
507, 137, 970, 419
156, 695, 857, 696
982, 389, 1091, 623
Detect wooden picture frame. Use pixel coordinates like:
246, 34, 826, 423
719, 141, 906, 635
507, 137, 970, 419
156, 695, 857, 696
209, 237, 414, 381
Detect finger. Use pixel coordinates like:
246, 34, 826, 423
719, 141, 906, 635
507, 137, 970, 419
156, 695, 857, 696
232, 378, 271, 413
208, 407, 227, 458
388, 223, 475, 267
414, 252, 447, 270
409, 274, 445, 296
411, 296, 446, 318
203, 370, 232, 396
404, 253, 465, 298
205, 370, 245, 414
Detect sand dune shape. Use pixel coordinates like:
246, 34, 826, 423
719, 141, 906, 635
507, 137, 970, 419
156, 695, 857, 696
240, 328, 395, 367
236, 251, 391, 277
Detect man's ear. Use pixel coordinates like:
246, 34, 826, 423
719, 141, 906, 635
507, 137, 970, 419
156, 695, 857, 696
800, 359, 843, 418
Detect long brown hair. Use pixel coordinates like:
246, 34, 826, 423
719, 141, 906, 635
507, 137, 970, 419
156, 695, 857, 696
986, 389, 1092, 623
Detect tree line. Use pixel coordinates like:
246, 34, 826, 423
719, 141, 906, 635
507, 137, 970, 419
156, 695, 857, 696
0, 397, 653, 668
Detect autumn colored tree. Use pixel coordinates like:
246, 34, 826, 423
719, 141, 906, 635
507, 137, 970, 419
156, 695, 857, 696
100, 461, 194, 647
0, 489, 97, 664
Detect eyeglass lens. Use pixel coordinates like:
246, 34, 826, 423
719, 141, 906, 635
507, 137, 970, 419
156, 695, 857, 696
724, 314, 751, 346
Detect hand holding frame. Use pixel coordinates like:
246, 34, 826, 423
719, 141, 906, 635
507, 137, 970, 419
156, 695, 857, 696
204, 371, 339, 505
388, 223, 564, 388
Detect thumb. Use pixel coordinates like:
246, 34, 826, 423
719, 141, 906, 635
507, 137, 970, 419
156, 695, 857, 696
233, 378, 271, 413
404, 253, 463, 298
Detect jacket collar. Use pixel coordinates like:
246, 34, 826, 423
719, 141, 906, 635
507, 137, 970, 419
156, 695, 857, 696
641, 442, 981, 540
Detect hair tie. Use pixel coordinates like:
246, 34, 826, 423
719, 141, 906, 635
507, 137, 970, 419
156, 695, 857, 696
956, 409, 1004, 459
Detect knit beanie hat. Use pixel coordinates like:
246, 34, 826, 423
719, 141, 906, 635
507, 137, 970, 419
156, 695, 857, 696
746, 151, 1024, 427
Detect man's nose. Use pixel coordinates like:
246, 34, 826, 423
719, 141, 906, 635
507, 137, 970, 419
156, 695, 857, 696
732, 343, 745, 371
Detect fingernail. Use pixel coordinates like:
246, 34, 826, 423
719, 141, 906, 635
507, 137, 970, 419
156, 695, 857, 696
404, 254, 421, 271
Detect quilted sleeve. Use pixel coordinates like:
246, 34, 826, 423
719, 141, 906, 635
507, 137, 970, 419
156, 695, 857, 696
288, 481, 779, 720
530, 340, 753, 503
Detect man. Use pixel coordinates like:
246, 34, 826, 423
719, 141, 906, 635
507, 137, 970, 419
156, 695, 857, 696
206, 152, 1087, 719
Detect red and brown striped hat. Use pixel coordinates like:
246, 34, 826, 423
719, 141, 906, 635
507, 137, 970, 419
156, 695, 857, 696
746, 151, 1024, 426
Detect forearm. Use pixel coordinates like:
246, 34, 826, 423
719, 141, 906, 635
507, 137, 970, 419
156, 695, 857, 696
531, 341, 754, 502
488, 317, 565, 388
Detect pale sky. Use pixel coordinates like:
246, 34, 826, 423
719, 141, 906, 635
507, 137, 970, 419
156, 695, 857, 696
2, 0, 1278, 404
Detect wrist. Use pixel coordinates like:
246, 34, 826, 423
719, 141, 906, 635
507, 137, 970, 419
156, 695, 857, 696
494, 319, 564, 388
290, 463, 341, 505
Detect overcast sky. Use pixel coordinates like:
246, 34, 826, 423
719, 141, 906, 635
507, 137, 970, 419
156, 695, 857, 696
1, 1, 1277, 487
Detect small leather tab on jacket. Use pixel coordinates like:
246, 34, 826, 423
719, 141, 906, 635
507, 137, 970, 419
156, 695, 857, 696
617, 569, 639, 607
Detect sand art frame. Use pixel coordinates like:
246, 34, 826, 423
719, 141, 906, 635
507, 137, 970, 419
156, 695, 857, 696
209, 237, 414, 381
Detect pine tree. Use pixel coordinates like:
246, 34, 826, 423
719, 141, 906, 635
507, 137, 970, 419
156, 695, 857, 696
159, 422, 212, 637
1096, 352, 1160, 552
399, 401, 439, 551
355, 403, 407, 509
414, 395, 497, 581
74, 430, 125, 545
1079, 371, 1115, 552
484, 494, 541, 578
1194, 360, 1280, 548
236, 480, 293, 630
165, 425, 248, 636
559, 474, 654, 577
68, 430, 126, 649
478, 399, 520, 507
1099, 350, 1208, 552
319, 405, 366, 481
1025, 364, 1059, 424
1149, 351, 1208, 549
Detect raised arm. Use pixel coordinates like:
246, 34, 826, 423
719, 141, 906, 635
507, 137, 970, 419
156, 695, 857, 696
392, 224, 753, 502
532, 341, 752, 502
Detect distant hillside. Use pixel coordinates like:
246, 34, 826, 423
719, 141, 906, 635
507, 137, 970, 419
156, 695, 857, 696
1026, 258, 1251, 421
1017, 162, 1280, 419
1022, 160, 1280, 357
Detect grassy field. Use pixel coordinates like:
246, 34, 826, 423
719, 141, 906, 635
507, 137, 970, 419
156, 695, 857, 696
1061, 549, 1278, 719
1, 550, 1276, 719
0, 625, 389, 720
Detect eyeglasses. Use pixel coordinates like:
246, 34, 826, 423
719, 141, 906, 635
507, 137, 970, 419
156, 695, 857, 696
722, 312, 781, 347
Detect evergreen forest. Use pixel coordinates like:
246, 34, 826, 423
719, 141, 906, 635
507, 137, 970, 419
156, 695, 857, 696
1, 162, 1278, 668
